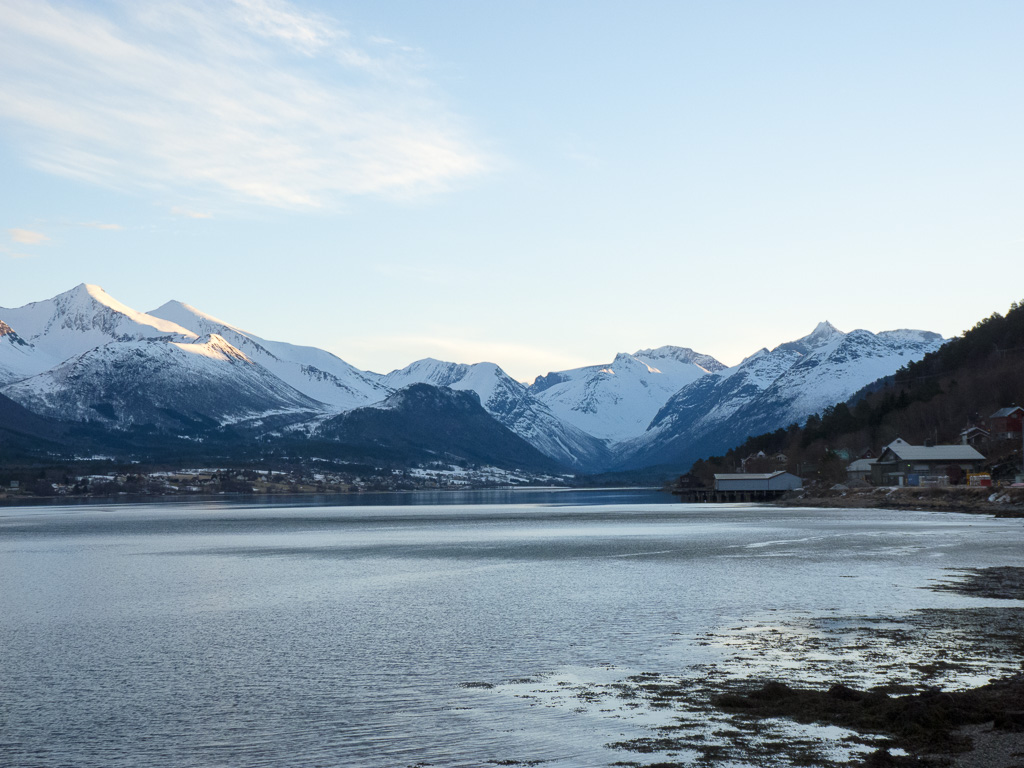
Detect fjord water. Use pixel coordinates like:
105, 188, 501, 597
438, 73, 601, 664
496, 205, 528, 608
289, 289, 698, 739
2, 491, 1023, 767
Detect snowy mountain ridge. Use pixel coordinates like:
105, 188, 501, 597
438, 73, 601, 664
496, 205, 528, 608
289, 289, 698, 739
616, 323, 945, 470
380, 357, 610, 470
528, 347, 726, 442
149, 299, 389, 410
3, 335, 324, 430
0, 284, 947, 473
0, 284, 197, 386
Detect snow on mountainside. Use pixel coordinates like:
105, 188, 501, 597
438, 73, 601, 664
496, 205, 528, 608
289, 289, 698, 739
876, 329, 945, 349
316, 383, 565, 473
382, 357, 475, 391
529, 346, 723, 442
2, 335, 325, 429
0, 320, 24, 341
772, 320, 845, 356
737, 327, 945, 437
617, 322, 946, 470
0, 319, 37, 386
633, 345, 727, 376
0, 284, 950, 474
148, 300, 390, 410
648, 344, 805, 441
0, 284, 195, 379
383, 358, 610, 470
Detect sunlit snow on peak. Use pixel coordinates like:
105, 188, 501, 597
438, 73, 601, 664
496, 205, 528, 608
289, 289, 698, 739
172, 334, 252, 363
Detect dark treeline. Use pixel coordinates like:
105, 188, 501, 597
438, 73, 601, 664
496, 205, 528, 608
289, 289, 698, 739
689, 301, 1024, 487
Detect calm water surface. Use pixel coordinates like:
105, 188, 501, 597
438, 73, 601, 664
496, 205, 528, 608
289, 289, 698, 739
2, 490, 1023, 767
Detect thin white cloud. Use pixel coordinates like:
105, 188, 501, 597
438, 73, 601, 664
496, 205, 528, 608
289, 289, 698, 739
230, 0, 338, 54
0, 245, 36, 258
9, 228, 48, 244
80, 222, 124, 230
171, 206, 213, 219
0, 0, 488, 209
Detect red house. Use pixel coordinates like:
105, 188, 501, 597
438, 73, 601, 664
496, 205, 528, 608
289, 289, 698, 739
989, 406, 1024, 440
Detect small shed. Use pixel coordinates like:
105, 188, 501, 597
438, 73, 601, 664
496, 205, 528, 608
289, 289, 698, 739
846, 458, 876, 483
959, 425, 990, 446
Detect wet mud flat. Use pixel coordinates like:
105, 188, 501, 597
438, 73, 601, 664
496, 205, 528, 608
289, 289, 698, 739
463, 568, 1024, 768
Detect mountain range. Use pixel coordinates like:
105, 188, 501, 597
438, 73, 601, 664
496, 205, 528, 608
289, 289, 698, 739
0, 284, 946, 474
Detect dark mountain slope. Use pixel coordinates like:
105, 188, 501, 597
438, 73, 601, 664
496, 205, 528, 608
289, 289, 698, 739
316, 384, 566, 474
0, 390, 66, 458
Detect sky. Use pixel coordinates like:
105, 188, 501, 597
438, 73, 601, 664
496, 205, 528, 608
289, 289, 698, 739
1, 0, 1022, 382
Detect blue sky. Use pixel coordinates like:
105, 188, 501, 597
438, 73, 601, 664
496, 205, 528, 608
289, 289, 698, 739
2, 0, 1022, 381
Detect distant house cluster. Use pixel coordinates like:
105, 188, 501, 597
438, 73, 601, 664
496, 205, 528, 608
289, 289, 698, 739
839, 406, 1024, 488
676, 404, 1024, 503
955, 406, 1024, 446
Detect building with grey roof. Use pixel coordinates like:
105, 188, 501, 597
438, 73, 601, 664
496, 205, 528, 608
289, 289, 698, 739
713, 471, 803, 493
870, 438, 985, 486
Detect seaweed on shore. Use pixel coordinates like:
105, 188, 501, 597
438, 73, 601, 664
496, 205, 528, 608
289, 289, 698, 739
929, 567, 1024, 601
714, 674, 1024, 763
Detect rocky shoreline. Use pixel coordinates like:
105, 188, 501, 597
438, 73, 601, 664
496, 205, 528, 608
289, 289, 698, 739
779, 486, 1024, 518
594, 567, 1024, 767
709, 567, 1024, 767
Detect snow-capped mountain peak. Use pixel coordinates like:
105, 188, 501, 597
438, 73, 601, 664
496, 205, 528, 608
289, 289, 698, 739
529, 346, 723, 442
14, 283, 196, 342
809, 319, 839, 338
633, 345, 727, 374
382, 357, 470, 389
607, 351, 661, 375
876, 328, 944, 348
0, 283, 198, 383
774, 320, 844, 356
148, 299, 390, 410
618, 323, 946, 470
150, 300, 243, 337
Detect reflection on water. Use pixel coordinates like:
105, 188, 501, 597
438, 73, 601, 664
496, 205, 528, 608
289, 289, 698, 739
1, 495, 1022, 767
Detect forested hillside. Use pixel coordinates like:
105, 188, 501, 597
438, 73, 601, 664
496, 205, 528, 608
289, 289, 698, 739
688, 301, 1024, 486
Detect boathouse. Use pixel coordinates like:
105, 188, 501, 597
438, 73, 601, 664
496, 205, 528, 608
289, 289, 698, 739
673, 471, 804, 502
714, 471, 803, 493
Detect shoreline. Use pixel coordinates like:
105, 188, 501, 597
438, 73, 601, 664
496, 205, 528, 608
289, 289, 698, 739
712, 566, 1024, 767
778, 485, 1024, 518
0, 484, 663, 508
605, 566, 1024, 767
